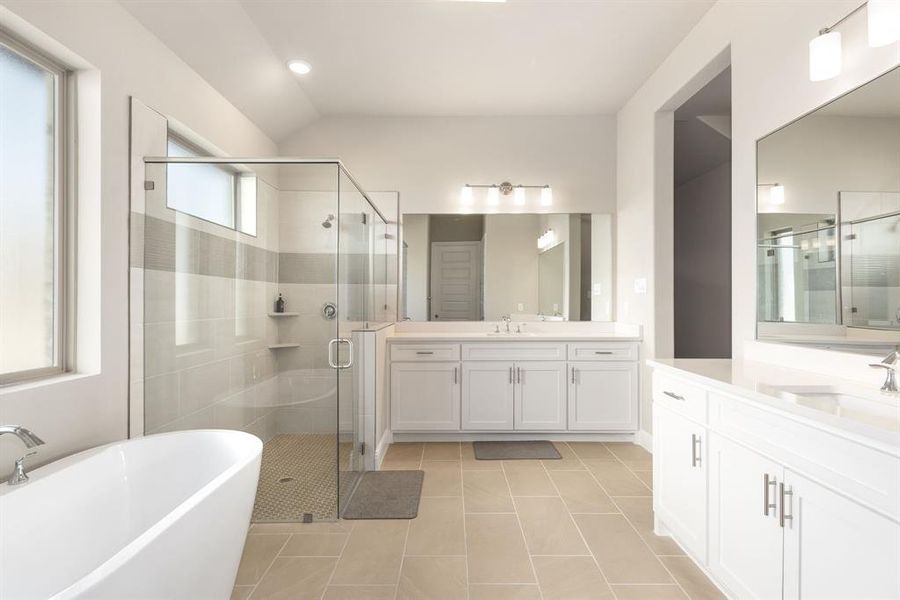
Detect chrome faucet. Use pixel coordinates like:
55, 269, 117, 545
501, 315, 511, 334
869, 351, 899, 393
0, 425, 45, 485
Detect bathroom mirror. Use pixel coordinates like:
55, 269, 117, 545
756, 65, 900, 347
400, 213, 614, 322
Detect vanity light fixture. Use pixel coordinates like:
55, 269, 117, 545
869, 0, 900, 46
462, 181, 552, 207
759, 182, 786, 206
287, 60, 312, 75
537, 229, 556, 250
809, 29, 843, 81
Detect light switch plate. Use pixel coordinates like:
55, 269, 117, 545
517, 303, 524, 311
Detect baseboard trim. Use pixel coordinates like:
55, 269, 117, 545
375, 429, 393, 469
391, 432, 639, 443
635, 429, 653, 453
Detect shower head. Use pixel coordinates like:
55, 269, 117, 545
322, 214, 335, 228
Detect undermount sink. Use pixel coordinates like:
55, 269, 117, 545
762, 385, 900, 431
486, 331, 537, 337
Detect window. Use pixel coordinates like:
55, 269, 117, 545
166, 135, 257, 236
0, 35, 67, 384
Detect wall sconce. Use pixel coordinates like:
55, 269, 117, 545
460, 180, 552, 207
759, 182, 785, 206
809, 1, 900, 82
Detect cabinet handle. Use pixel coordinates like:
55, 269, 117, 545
779, 482, 793, 528
663, 391, 685, 401
763, 474, 777, 516
691, 434, 701, 467
516, 367, 521, 384
594, 351, 614, 355
453, 367, 458, 384
416, 351, 434, 355
571, 367, 576, 384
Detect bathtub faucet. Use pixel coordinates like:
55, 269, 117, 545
0, 425, 45, 485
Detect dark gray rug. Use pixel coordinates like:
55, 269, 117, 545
341, 470, 425, 520
473, 440, 562, 460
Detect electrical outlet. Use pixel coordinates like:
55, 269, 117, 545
517, 303, 524, 311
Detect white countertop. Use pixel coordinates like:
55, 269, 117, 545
648, 358, 900, 453
388, 331, 642, 342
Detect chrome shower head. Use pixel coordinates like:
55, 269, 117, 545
322, 214, 335, 228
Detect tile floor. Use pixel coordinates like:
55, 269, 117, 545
233, 441, 724, 600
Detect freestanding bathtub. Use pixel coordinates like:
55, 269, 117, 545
0, 430, 262, 599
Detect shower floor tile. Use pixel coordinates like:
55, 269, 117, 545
252, 434, 352, 522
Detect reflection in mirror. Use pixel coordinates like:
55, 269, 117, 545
757, 64, 900, 347
400, 213, 613, 322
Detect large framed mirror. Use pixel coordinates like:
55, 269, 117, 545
400, 213, 613, 322
756, 65, 900, 349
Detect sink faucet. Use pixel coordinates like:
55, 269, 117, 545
501, 315, 511, 333
869, 351, 899, 393
0, 425, 45, 485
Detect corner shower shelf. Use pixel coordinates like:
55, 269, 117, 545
267, 343, 301, 350
267, 312, 299, 318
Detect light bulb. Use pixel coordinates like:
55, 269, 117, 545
868, 0, 900, 47
487, 185, 500, 206
769, 184, 785, 205
287, 60, 312, 75
809, 30, 842, 81
541, 186, 553, 207
460, 185, 473, 206
514, 186, 526, 206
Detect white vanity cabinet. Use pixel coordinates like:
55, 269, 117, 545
389, 339, 640, 434
651, 363, 900, 600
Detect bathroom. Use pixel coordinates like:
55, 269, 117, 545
0, 1, 898, 599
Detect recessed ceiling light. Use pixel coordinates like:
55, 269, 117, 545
287, 60, 311, 75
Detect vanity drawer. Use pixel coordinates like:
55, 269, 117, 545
568, 342, 639, 361
391, 343, 460, 362
462, 342, 566, 361
652, 371, 708, 424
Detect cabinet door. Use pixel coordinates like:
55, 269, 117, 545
390, 362, 460, 431
783, 469, 900, 600
568, 362, 638, 431
708, 434, 784, 600
514, 362, 567, 431
462, 361, 515, 430
653, 404, 707, 560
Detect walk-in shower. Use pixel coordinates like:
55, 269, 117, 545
138, 158, 397, 522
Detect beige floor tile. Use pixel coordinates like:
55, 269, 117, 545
380, 459, 422, 470
515, 497, 589, 555
604, 442, 652, 463
614, 497, 684, 556
463, 470, 515, 513
611, 584, 689, 599
542, 455, 588, 471
406, 496, 466, 556
397, 556, 468, 600
549, 470, 619, 513
235, 534, 289, 586
574, 514, 672, 584
504, 463, 558, 496
250, 521, 352, 535
250, 556, 337, 600
280, 533, 348, 556
230, 586, 253, 600
583, 460, 652, 496
384, 442, 424, 462
568, 442, 617, 460
423, 442, 461, 461
468, 584, 543, 600
466, 513, 536, 584
421, 460, 462, 496
634, 470, 653, 490
330, 520, 408, 585
322, 585, 396, 600
461, 443, 503, 470
532, 556, 613, 599
660, 556, 725, 600
502, 459, 546, 469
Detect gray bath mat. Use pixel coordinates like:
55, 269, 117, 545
341, 470, 424, 520
473, 440, 561, 460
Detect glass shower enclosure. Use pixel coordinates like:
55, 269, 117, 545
140, 158, 392, 522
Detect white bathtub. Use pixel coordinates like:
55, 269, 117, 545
0, 430, 262, 600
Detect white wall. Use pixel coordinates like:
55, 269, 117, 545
483, 214, 540, 318
403, 215, 430, 321
279, 116, 618, 215
616, 0, 900, 435
0, 1, 276, 472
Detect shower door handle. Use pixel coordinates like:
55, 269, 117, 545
329, 338, 354, 369
339, 338, 353, 369
328, 338, 339, 369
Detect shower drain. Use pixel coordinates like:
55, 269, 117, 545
278, 477, 295, 484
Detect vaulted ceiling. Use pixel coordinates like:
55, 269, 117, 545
122, 0, 715, 142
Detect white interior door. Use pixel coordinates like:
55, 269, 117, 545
430, 241, 481, 321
